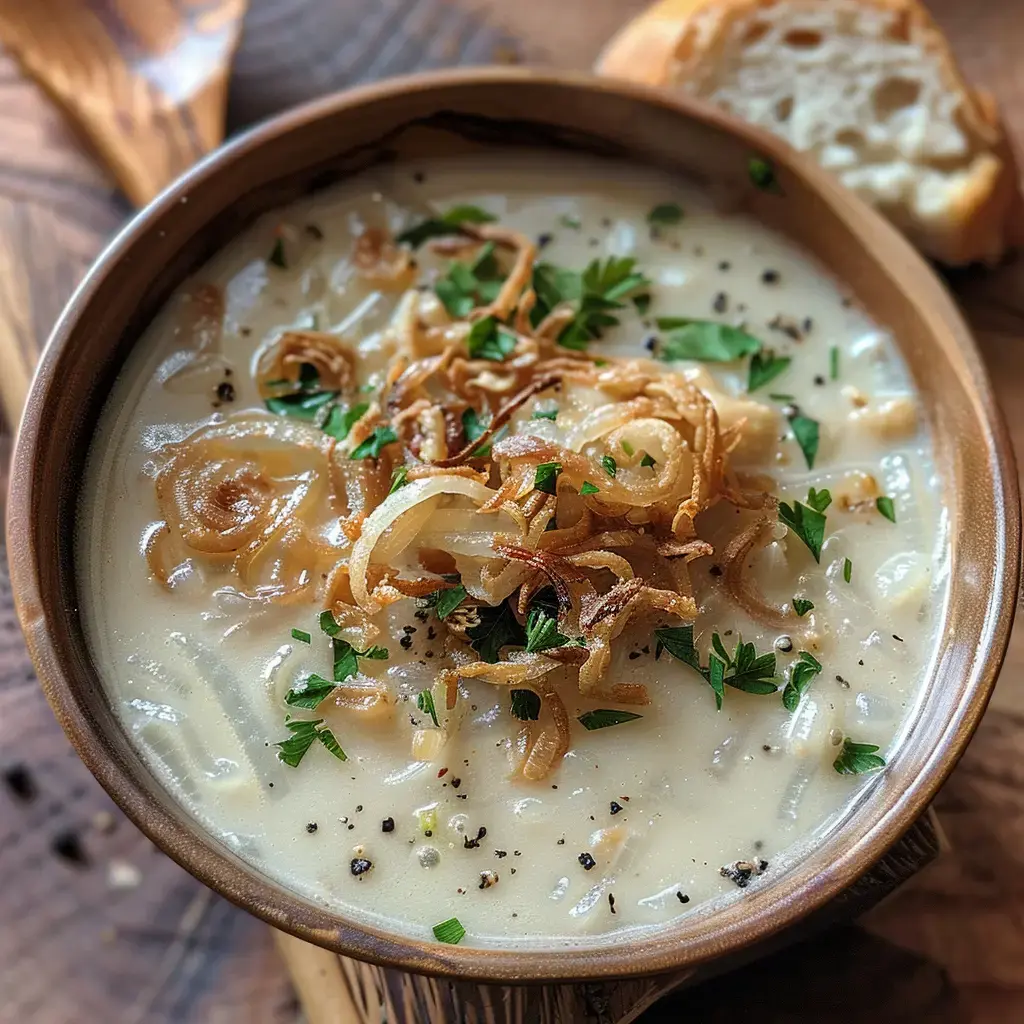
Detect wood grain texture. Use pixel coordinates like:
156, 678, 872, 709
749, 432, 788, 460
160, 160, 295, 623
0, 1, 1022, 1022
0, 0, 247, 207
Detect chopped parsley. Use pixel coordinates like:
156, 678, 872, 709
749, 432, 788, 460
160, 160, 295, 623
577, 709, 643, 730
510, 689, 541, 721
388, 465, 409, 495
466, 600, 526, 663
265, 389, 337, 420
432, 917, 466, 944
322, 402, 369, 441
876, 496, 897, 523
601, 455, 617, 477
633, 293, 651, 316
397, 205, 496, 248
268, 237, 288, 268
656, 318, 762, 363
315, 610, 388, 686
843, 557, 853, 583
781, 651, 823, 712
792, 598, 814, 617
533, 461, 561, 495
779, 486, 831, 563
789, 413, 820, 469
434, 241, 504, 317
416, 689, 440, 727
640, 452, 656, 468
466, 315, 517, 362
769, 392, 795, 402
531, 407, 558, 421
749, 155, 781, 193
284, 674, 338, 710
350, 424, 398, 460
647, 202, 684, 226
580, 481, 600, 495
830, 345, 840, 380
291, 628, 311, 644
460, 407, 502, 458
559, 213, 581, 229
433, 585, 468, 620
524, 608, 578, 654
747, 349, 791, 392
833, 738, 887, 775
275, 719, 347, 767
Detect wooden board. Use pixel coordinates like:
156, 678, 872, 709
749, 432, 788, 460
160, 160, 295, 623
1, 1, 1023, 1021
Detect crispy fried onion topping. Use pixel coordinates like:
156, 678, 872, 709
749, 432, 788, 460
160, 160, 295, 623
146, 217, 784, 781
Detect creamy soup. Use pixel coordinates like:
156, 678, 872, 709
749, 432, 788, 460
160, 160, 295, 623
79, 152, 946, 948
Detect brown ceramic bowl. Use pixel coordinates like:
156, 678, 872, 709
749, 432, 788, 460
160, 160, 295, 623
7, 68, 1020, 983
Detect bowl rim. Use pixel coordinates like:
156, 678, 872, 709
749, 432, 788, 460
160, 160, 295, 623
7, 65, 1020, 982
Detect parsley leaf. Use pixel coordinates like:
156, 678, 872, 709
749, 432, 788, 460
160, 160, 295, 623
789, 414, 820, 469
350, 424, 398, 460
748, 350, 791, 392
533, 461, 561, 495
749, 155, 782, 194
719, 637, 779, 695
657, 318, 762, 362
510, 689, 541, 721
640, 452, 656, 468
580, 481, 600, 495
524, 608, 574, 654
779, 487, 831, 562
633, 293, 651, 316
291, 628, 311, 644
648, 202, 684, 226
843, 557, 853, 583
432, 917, 466, 944
466, 315, 517, 362
830, 345, 840, 380
655, 625, 723, 709
275, 719, 322, 766
266, 389, 338, 421
322, 402, 369, 440
434, 585, 468, 619
531, 407, 558, 421
577, 709, 643, 730
781, 651, 823, 712
318, 611, 388, 682
416, 689, 440, 727
434, 242, 504, 317
316, 728, 347, 761
388, 465, 409, 495
284, 674, 338, 710
792, 598, 814, 617
833, 738, 887, 775
601, 455, 617, 477
466, 601, 526, 663
397, 205, 496, 248
268, 237, 288, 268
876, 496, 897, 523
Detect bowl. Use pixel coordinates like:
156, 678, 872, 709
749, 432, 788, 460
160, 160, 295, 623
7, 67, 1019, 983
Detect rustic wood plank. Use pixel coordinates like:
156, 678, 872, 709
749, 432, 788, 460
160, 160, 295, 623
0, 1, 1022, 1022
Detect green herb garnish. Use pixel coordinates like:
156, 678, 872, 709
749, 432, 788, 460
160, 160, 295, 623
432, 917, 466, 944
779, 486, 831, 562
789, 414, 820, 469
465, 601, 526, 663
291, 628, 311, 644
397, 205, 496, 248
433, 585, 468, 620
531, 407, 558, 421
748, 349, 791, 392
284, 674, 337, 710
533, 461, 561, 495
268, 237, 288, 268
792, 598, 814, 617
275, 719, 347, 767
466, 314, 517, 362
640, 452, 656, 468
322, 402, 369, 440
580, 481, 600, 495
833, 738, 887, 775
830, 345, 840, 380
388, 465, 410, 495
769, 393, 795, 402
843, 557, 853, 583
657, 318, 762, 363
633, 293, 651, 316
578, 709, 643, 730
876, 496, 896, 523
416, 689, 440, 727
749, 156, 781, 194
781, 651, 823, 712
524, 608, 578, 654
559, 214, 581, 230
265, 389, 338, 421
350, 424, 398, 460
434, 242, 504, 317
647, 202, 684, 226
460, 407, 496, 457
601, 455, 617, 477
510, 689, 541, 721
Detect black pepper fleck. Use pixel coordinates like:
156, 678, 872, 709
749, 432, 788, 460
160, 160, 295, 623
893, 634, 904, 642
216, 381, 235, 403
350, 858, 373, 878
495, 850, 508, 858
381, 817, 395, 833
628, 651, 641, 661
644, 336, 657, 352
608, 893, 617, 914
718, 260, 731, 271
802, 317, 814, 333
761, 269, 780, 285
464, 826, 487, 850
305, 822, 318, 834
712, 292, 728, 314
400, 635, 413, 650
305, 223, 324, 240
709, 564, 723, 577
451, 777, 462, 789
537, 233, 553, 249
51, 830, 89, 868
814, 375, 826, 386
557, 838, 565, 845
677, 892, 690, 904
609, 801, 623, 815
2, 764, 36, 802
578, 852, 596, 871
775, 635, 793, 653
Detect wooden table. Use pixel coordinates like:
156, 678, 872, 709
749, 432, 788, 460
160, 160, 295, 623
1, 1, 1023, 1021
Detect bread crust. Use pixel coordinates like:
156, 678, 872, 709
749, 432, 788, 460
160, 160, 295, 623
596, 0, 1023, 265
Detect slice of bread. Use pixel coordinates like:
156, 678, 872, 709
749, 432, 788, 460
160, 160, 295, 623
597, 0, 1023, 265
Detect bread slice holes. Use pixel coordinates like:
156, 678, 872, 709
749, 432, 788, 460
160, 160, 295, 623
774, 96, 794, 123
872, 78, 922, 120
783, 29, 822, 49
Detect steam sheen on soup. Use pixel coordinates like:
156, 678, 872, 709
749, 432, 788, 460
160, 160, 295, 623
78, 153, 946, 948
